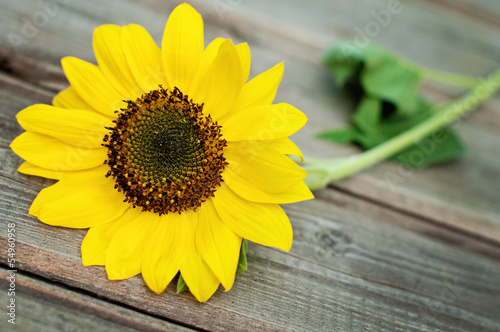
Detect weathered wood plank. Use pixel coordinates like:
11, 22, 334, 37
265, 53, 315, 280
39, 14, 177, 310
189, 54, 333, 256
424, 0, 500, 30
316, 188, 500, 262
0, 268, 191, 331
1, 76, 499, 330
187, 0, 500, 243
1, 169, 500, 331
190, 0, 500, 244
1, 0, 499, 245
1, 0, 500, 331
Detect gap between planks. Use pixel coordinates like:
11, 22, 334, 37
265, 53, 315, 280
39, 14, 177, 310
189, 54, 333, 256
1, 69, 498, 263
324, 184, 500, 258
0, 267, 193, 332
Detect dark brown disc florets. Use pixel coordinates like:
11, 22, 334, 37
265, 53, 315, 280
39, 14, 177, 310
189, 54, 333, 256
103, 87, 227, 215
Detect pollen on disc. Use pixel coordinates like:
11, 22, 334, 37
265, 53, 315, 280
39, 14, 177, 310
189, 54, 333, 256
103, 87, 227, 215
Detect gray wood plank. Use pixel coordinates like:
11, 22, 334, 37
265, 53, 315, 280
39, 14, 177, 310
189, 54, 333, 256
1, 0, 499, 243
1, 0, 500, 331
1, 167, 500, 331
187, 0, 500, 242
0, 268, 191, 332
0, 76, 499, 330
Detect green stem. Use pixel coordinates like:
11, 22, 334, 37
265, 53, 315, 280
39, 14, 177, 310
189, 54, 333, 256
302, 67, 500, 190
419, 66, 481, 89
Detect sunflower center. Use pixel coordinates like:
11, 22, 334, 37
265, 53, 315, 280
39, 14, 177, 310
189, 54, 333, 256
103, 87, 227, 215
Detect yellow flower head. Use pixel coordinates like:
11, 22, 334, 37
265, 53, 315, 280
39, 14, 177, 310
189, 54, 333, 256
10, 3, 313, 302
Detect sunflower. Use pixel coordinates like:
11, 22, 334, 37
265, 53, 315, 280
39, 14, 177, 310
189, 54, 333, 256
10, 3, 313, 302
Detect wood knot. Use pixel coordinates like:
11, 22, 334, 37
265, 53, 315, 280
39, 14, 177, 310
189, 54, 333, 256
315, 228, 353, 256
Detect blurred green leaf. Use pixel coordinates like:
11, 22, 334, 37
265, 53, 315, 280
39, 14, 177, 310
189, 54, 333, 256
322, 43, 364, 87
316, 128, 356, 145
323, 42, 421, 114
352, 96, 382, 134
394, 128, 466, 169
360, 47, 421, 114
320, 42, 467, 168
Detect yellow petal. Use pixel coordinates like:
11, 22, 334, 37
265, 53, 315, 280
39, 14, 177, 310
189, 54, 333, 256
234, 62, 284, 111
224, 166, 314, 204
10, 132, 107, 171
61, 56, 126, 117
196, 200, 241, 291
93, 25, 141, 98
235, 42, 251, 84
18, 161, 64, 180
122, 24, 169, 93
162, 3, 204, 93
220, 103, 307, 142
18, 162, 107, 182
16, 104, 111, 148
52, 87, 96, 113
29, 166, 130, 228
106, 210, 159, 280
212, 184, 293, 251
81, 207, 140, 266
142, 210, 197, 294
190, 39, 244, 120
225, 141, 306, 193
185, 37, 225, 96
263, 138, 304, 161
180, 250, 220, 302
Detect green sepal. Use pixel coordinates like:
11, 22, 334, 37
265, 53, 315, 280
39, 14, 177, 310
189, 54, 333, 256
176, 274, 188, 294
236, 239, 248, 275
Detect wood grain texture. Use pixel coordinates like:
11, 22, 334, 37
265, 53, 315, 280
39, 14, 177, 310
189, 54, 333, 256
1, 75, 499, 330
1, 0, 500, 243
0, 268, 192, 332
1, 0, 500, 331
1, 167, 500, 331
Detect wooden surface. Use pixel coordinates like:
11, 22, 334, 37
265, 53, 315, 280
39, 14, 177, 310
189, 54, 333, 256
1, 0, 500, 331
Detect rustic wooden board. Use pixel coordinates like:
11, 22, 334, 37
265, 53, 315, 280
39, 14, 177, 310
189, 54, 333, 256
185, 0, 500, 243
2, 0, 500, 244
1, 77, 500, 330
0, 268, 191, 332
1, 155, 500, 331
2, 160, 500, 331
1, 0, 500, 331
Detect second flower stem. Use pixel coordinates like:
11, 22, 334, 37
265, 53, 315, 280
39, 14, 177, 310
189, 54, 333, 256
302, 67, 500, 190
419, 66, 482, 89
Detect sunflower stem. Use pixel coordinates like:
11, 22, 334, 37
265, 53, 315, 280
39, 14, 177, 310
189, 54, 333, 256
301, 67, 500, 190
418, 66, 482, 89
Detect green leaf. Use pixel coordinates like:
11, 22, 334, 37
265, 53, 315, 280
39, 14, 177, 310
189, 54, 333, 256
176, 274, 188, 294
393, 128, 466, 169
323, 42, 421, 115
236, 239, 248, 275
320, 42, 468, 169
352, 96, 382, 134
322, 42, 364, 86
354, 131, 383, 149
378, 111, 429, 139
360, 47, 421, 115
316, 128, 356, 145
